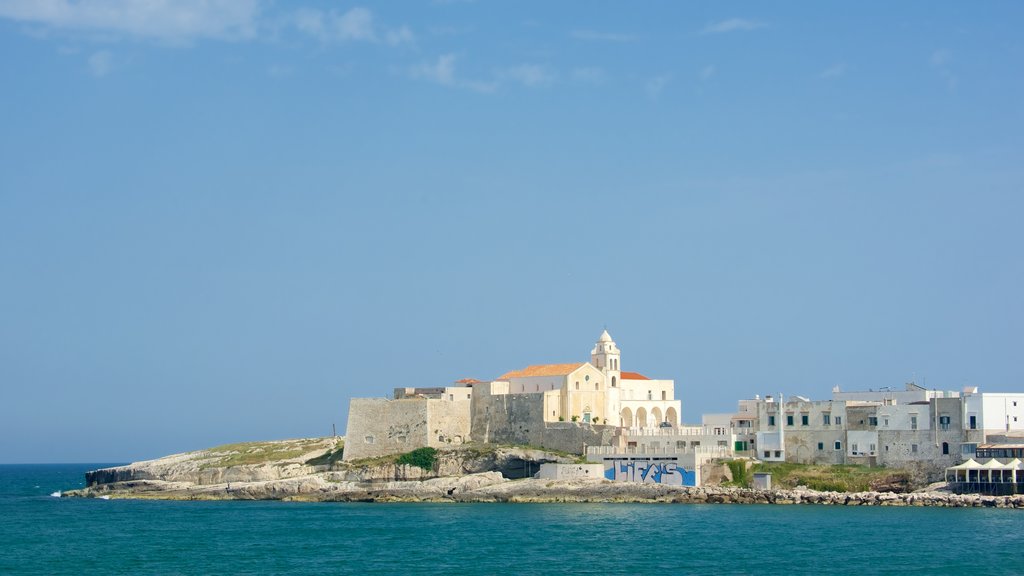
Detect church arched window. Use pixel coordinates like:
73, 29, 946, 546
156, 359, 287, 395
611, 376, 617, 387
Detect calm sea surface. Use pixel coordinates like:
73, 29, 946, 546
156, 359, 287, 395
2, 464, 1024, 575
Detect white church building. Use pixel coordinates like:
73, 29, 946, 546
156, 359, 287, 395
493, 330, 682, 429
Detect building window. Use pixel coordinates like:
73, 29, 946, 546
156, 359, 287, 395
774, 451, 781, 458
969, 416, 977, 430
869, 416, 878, 426
786, 415, 794, 426
764, 451, 770, 458
575, 382, 579, 390
817, 442, 824, 450
939, 415, 950, 430
852, 443, 859, 453
768, 415, 776, 426
364, 436, 375, 444
912, 444, 918, 453
884, 419, 889, 427
911, 416, 918, 430
823, 413, 831, 425
942, 442, 949, 455
962, 443, 977, 456
801, 414, 809, 426
834, 441, 841, 450
835, 416, 842, 425
611, 376, 616, 387
585, 375, 590, 381
869, 443, 876, 453
677, 441, 686, 449
662, 391, 667, 400
647, 391, 652, 400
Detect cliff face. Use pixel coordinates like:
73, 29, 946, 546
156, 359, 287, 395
85, 437, 341, 487
77, 438, 571, 494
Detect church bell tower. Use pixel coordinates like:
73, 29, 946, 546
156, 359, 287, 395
591, 329, 621, 388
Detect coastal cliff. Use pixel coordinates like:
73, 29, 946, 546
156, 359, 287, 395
66, 438, 1024, 508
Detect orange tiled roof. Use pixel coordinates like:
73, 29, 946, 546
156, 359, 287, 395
454, 378, 484, 385
498, 363, 586, 380
621, 371, 649, 380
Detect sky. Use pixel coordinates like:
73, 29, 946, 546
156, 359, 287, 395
1, 1, 1022, 463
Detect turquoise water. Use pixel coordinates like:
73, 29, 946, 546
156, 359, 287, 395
3, 465, 1024, 575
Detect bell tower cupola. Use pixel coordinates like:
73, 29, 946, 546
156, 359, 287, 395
591, 329, 621, 387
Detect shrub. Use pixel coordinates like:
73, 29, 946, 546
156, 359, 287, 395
727, 460, 749, 486
571, 415, 579, 422
396, 447, 438, 471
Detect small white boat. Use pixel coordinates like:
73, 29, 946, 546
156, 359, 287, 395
49, 491, 61, 498
98, 495, 111, 500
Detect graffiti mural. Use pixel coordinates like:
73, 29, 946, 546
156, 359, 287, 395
603, 459, 696, 486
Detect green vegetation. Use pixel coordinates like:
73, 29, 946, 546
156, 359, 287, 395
748, 462, 913, 493
201, 439, 331, 469
724, 460, 749, 487
396, 447, 438, 471
305, 442, 345, 466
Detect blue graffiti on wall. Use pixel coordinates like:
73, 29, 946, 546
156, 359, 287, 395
606, 459, 696, 486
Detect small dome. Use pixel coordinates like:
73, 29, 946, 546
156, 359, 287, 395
598, 329, 613, 342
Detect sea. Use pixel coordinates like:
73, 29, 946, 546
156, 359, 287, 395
2, 464, 1023, 575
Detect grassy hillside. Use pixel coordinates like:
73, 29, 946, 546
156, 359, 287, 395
742, 462, 915, 493
200, 438, 342, 468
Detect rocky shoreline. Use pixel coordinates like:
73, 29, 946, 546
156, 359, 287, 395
65, 472, 1024, 507
64, 438, 1024, 508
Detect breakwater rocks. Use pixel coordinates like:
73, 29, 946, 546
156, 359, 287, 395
67, 473, 1024, 508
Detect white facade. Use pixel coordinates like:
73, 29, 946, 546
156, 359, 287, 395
964, 392, 1024, 433
492, 330, 681, 429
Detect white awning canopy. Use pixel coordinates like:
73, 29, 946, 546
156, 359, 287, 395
948, 458, 981, 470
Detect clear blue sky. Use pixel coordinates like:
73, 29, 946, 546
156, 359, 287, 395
1, 1, 1022, 463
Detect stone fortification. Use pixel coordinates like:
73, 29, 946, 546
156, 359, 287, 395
470, 386, 617, 453
343, 397, 471, 461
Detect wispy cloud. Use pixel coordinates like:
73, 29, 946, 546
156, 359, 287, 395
819, 63, 845, 79
412, 55, 558, 92
0, 0, 261, 42
570, 29, 634, 42
646, 74, 671, 99
87, 49, 112, 76
930, 49, 958, 90
410, 53, 496, 93
293, 7, 413, 45
497, 64, 555, 87
571, 66, 607, 84
700, 65, 716, 80
267, 64, 291, 78
385, 25, 414, 46
701, 18, 767, 34
413, 53, 456, 85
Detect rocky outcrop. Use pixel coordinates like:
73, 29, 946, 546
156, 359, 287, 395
68, 439, 1024, 508
85, 438, 340, 487
67, 474, 1024, 508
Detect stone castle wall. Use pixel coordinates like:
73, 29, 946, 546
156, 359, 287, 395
470, 386, 616, 453
343, 398, 430, 461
